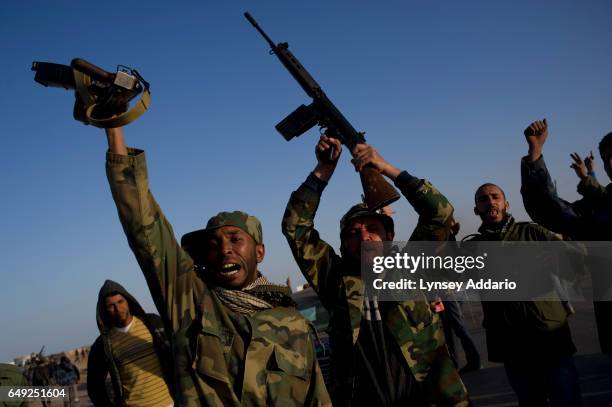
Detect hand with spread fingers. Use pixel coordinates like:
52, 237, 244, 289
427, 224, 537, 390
584, 151, 596, 174
570, 152, 589, 180
524, 118, 549, 162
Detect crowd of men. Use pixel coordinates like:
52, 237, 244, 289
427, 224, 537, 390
2, 116, 599, 406
4, 352, 81, 406
62, 117, 608, 407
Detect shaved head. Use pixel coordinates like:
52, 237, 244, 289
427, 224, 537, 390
474, 183, 506, 203
474, 183, 509, 225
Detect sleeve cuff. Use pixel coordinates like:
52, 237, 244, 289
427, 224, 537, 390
303, 172, 328, 194
394, 170, 420, 190
106, 147, 144, 165
577, 175, 598, 193
521, 154, 546, 171
293, 172, 327, 202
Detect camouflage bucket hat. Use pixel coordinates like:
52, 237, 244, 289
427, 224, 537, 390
340, 203, 394, 236
181, 211, 263, 253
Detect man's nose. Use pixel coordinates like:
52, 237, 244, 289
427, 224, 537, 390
359, 228, 371, 241
221, 239, 233, 254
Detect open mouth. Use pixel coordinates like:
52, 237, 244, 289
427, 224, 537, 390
219, 263, 241, 276
487, 208, 499, 217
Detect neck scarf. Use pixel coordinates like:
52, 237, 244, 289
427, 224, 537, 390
212, 274, 296, 315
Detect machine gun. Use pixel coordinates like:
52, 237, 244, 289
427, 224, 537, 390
31, 58, 150, 128
245, 12, 400, 210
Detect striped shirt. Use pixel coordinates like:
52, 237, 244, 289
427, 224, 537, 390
109, 316, 173, 407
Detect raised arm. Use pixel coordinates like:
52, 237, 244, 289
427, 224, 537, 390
106, 127, 128, 156
282, 136, 343, 309
577, 175, 608, 200
520, 120, 589, 238
403, 178, 454, 241
571, 151, 609, 200
351, 144, 454, 241
105, 127, 196, 331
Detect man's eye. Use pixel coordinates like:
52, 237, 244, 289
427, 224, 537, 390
231, 237, 242, 243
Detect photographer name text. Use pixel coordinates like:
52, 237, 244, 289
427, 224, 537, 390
372, 278, 517, 291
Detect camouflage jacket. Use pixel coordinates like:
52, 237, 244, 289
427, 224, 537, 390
521, 155, 612, 240
282, 172, 469, 407
106, 149, 331, 407
467, 216, 576, 362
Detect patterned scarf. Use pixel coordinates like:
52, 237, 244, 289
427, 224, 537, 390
478, 214, 514, 237
212, 274, 296, 315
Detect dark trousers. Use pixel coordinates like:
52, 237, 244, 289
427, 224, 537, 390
593, 301, 612, 355
504, 356, 581, 407
441, 300, 481, 367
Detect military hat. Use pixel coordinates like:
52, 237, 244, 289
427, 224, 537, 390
181, 211, 263, 254
339, 203, 394, 236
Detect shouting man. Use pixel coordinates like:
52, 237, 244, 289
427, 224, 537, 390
103, 127, 330, 406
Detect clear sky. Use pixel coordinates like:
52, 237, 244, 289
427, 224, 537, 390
1, 0, 610, 362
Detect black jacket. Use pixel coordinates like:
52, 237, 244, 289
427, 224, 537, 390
87, 280, 175, 406
466, 216, 576, 363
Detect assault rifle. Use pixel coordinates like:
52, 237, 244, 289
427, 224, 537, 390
245, 12, 400, 210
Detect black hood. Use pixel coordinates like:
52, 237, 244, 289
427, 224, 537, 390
96, 280, 147, 334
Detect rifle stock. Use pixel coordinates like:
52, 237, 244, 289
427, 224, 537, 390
359, 167, 403, 209
245, 12, 400, 210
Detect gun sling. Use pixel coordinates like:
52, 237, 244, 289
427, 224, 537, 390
73, 69, 151, 128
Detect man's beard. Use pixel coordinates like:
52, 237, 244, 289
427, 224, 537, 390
479, 207, 508, 225
341, 242, 385, 276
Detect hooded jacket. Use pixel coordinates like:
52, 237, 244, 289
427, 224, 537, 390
87, 280, 175, 406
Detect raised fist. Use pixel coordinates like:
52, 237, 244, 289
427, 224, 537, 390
524, 118, 548, 161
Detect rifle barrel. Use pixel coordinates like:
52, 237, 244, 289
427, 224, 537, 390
244, 12, 277, 50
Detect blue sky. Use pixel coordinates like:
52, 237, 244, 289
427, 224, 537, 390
1, 0, 610, 361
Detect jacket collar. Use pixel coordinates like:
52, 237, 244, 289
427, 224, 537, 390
478, 214, 514, 239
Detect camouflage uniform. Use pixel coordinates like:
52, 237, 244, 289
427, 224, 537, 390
106, 149, 331, 407
521, 155, 612, 354
282, 171, 470, 406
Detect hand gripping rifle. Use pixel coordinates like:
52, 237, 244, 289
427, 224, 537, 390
245, 12, 400, 210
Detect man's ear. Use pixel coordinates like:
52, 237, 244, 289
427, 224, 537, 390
386, 231, 395, 241
473, 206, 479, 216
256, 244, 265, 263
504, 201, 510, 211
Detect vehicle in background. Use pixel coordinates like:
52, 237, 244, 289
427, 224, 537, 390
293, 286, 331, 386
